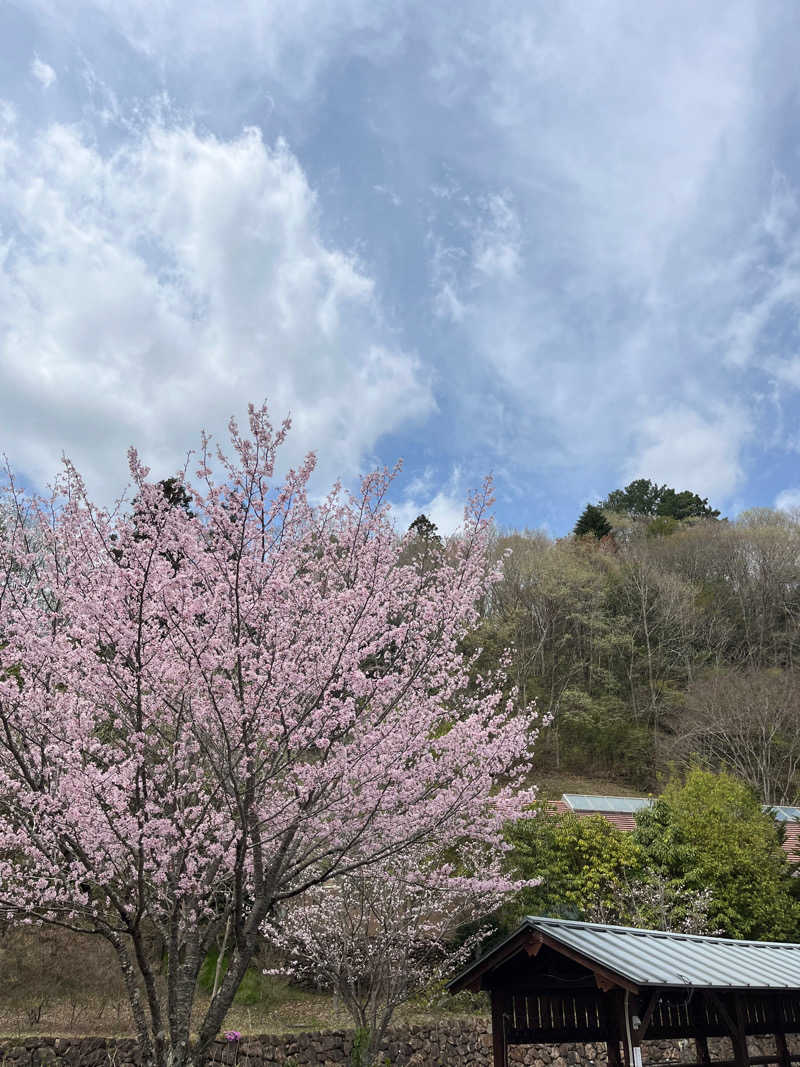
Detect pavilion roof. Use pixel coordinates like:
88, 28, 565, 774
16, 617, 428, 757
450, 916, 800, 994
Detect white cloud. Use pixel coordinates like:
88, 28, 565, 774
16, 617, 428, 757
472, 194, 521, 282
0, 118, 434, 498
392, 467, 466, 536
8, 1, 800, 528
417, 1, 769, 488
722, 172, 800, 373
775, 488, 800, 513
30, 55, 57, 90
624, 407, 750, 502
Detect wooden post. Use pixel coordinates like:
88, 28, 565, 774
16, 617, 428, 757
732, 994, 751, 1067
617, 991, 642, 1067
607, 1038, 624, 1067
694, 1035, 712, 1066
491, 989, 508, 1067
775, 1031, 791, 1067
692, 993, 711, 1066
603, 991, 623, 1067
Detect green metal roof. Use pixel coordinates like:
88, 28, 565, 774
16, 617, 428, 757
562, 794, 653, 813
768, 805, 800, 822
452, 917, 800, 992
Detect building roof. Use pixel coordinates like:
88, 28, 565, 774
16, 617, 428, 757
553, 793, 800, 860
450, 916, 800, 994
784, 821, 800, 859
559, 794, 652, 830
771, 805, 800, 821
562, 794, 653, 813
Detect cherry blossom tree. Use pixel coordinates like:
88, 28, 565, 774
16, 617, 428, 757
0, 406, 538, 1067
264, 845, 502, 1067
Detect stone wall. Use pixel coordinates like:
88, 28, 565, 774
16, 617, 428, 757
507, 1034, 800, 1067
0, 1027, 797, 1067
0, 1023, 493, 1067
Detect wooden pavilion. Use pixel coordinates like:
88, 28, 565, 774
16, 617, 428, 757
449, 918, 800, 1067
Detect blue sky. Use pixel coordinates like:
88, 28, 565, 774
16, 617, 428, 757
3, 2, 800, 534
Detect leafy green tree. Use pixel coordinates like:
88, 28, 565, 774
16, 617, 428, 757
574, 504, 612, 540
634, 768, 800, 940
602, 479, 719, 520
505, 810, 641, 923
504, 809, 715, 933
656, 487, 720, 521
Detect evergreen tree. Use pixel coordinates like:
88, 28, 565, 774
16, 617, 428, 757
603, 478, 664, 517
408, 513, 441, 543
634, 769, 800, 940
601, 478, 719, 520
656, 487, 719, 520
574, 503, 612, 540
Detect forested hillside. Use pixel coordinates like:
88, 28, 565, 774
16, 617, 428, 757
467, 487, 800, 805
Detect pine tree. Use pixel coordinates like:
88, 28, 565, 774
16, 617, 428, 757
574, 503, 612, 540
408, 513, 441, 543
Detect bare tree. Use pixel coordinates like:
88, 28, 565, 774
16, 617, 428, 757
675, 667, 800, 804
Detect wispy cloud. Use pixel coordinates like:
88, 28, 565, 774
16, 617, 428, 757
30, 55, 56, 89
775, 488, 800, 512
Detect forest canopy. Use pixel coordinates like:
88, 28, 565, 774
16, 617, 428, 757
472, 495, 800, 797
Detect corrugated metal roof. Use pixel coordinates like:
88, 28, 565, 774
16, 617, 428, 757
562, 794, 653, 813
765, 805, 800, 822
560, 795, 800, 823
554, 795, 800, 860
526, 916, 800, 989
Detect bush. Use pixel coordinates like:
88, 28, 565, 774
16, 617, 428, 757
634, 768, 800, 940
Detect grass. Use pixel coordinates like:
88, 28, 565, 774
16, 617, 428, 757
0, 926, 486, 1041
0, 988, 485, 1041
534, 771, 645, 800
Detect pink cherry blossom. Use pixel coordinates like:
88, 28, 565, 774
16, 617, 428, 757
0, 404, 540, 1067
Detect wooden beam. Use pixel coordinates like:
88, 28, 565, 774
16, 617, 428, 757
529, 932, 640, 993
452, 928, 544, 993
706, 992, 738, 1040
597, 974, 621, 992
706, 992, 749, 1067
525, 935, 543, 957
635, 990, 660, 1043
451, 924, 640, 995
